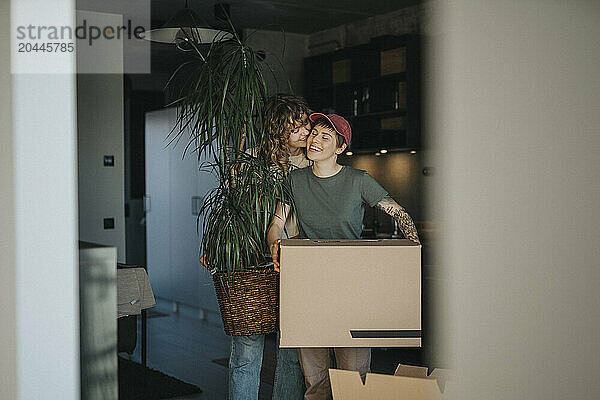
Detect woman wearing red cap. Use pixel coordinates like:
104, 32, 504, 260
267, 113, 420, 400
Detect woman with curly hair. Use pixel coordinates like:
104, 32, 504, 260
228, 93, 312, 400
260, 93, 313, 174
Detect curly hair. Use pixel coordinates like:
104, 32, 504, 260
262, 94, 312, 172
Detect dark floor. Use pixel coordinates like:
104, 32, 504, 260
125, 306, 282, 400
123, 304, 432, 400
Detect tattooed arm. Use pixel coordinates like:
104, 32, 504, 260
376, 196, 420, 244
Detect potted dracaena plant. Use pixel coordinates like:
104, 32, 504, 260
164, 20, 295, 335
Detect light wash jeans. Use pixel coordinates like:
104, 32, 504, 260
228, 333, 305, 400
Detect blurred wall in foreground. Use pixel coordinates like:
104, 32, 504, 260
1, 0, 16, 398
9, 1, 80, 399
427, 1, 600, 399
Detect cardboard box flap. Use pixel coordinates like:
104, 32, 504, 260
394, 364, 429, 378
329, 369, 368, 400
281, 238, 420, 247
329, 368, 448, 400
394, 364, 449, 393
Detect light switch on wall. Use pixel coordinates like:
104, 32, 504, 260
103, 218, 115, 229
103, 155, 114, 167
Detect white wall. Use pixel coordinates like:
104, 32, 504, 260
77, 14, 126, 262
145, 108, 221, 323
77, 73, 126, 262
0, 0, 16, 398
429, 1, 600, 399
11, 0, 79, 399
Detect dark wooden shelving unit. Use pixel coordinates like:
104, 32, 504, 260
304, 35, 421, 153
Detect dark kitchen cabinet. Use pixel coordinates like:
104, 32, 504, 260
304, 35, 421, 153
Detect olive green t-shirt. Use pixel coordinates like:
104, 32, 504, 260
287, 166, 388, 239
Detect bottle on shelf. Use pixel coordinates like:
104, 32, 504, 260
361, 86, 370, 114
352, 89, 359, 116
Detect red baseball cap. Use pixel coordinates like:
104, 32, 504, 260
309, 113, 352, 146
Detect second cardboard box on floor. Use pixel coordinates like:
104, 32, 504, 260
279, 239, 421, 348
329, 364, 452, 400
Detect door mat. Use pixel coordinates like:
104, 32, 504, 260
118, 356, 202, 399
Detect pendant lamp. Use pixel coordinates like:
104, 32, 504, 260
143, 1, 233, 50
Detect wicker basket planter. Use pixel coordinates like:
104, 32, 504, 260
212, 269, 279, 336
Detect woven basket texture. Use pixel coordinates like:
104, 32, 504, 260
212, 269, 279, 336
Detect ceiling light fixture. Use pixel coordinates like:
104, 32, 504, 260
375, 152, 381, 156
380, 149, 388, 154
143, 1, 233, 51
345, 151, 353, 156
410, 150, 417, 154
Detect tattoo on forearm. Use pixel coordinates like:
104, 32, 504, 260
376, 196, 420, 243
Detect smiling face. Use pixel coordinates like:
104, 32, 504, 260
288, 114, 310, 154
287, 114, 311, 150
307, 125, 347, 162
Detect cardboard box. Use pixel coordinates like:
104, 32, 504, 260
329, 364, 451, 400
332, 59, 352, 84
381, 47, 406, 75
397, 81, 407, 109
279, 239, 421, 347
381, 116, 406, 131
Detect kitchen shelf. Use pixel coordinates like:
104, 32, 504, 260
304, 34, 421, 151
348, 110, 407, 119
304, 74, 408, 92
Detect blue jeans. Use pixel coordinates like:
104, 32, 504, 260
228, 334, 305, 400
